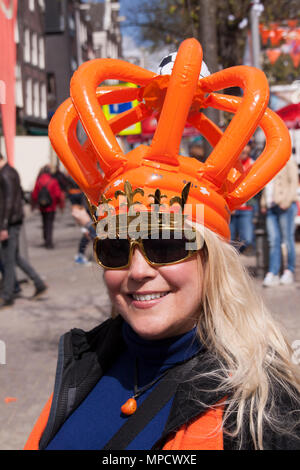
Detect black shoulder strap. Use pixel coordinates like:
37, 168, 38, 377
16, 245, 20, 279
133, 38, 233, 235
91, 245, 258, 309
102, 355, 198, 450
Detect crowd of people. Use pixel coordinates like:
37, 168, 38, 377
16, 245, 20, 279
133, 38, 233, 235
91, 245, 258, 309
228, 143, 299, 287
0, 154, 48, 309
0, 155, 96, 310
187, 138, 299, 287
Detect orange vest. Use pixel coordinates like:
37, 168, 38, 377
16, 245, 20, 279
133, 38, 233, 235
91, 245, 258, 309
24, 395, 224, 451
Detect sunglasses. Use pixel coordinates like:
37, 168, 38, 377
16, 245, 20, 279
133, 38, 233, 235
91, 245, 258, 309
93, 231, 202, 269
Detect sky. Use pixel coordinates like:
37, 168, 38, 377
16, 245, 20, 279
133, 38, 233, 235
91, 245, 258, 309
83, 0, 173, 72
120, 0, 171, 71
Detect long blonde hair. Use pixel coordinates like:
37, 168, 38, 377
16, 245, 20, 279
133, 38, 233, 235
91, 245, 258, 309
196, 227, 300, 449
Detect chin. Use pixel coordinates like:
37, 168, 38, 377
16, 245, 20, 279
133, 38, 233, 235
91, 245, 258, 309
129, 319, 171, 341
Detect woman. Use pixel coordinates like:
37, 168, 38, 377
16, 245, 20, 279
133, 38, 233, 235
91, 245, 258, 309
24, 38, 300, 450
24, 220, 300, 450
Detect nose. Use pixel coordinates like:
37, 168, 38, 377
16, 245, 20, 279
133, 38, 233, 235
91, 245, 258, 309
128, 246, 157, 282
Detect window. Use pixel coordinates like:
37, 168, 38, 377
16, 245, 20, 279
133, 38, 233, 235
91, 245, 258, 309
24, 29, 30, 62
38, 37, 45, 69
0, 80, 5, 106
95, 46, 102, 58
29, 0, 35, 11
68, 14, 75, 31
81, 24, 87, 45
47, 72, 57, 109
14, 20, 19, 44
71, 58, 77, 72
40, 83, 47, 119
45, 0, 65, 33
15, 65, 23, 107
47, 72, 56, 95
32, 33, 38, 66
26, 79, 32, 115
33, 81, 40, 117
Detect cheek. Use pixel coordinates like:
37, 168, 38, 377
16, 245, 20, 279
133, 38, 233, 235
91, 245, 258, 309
159, 256, 203, 293
103, 270, 124, 298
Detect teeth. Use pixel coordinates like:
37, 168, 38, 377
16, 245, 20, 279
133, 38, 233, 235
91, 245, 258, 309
132, 292, 168, 301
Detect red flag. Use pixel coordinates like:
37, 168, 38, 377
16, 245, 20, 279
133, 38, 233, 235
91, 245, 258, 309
260, 28, 270, 45
290, 51, 300, 68
0, 0, 18, 166
287, 20, 297, 29
266, 48, 281, 64
276, 104, 300, 129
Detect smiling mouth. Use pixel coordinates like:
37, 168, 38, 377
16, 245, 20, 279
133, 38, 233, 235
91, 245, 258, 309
130, 292, 169, 301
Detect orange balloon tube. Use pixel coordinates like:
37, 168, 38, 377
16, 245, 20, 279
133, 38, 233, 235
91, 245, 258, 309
200, 66, 269, 187
70, 59, 155, 175
205, 93, 291, 209
48, 97, 104, 204
146, 38, 203, 165
48, 37, 291, 241
49, 86, 148, 203
187, 112, 223, 147
109, 103, 152, 135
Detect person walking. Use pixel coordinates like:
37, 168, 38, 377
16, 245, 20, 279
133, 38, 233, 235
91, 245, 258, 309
188, 140, 206, 163
0, 154, 47, 308
230, 143, 256, 254
261, 156, 299, 287
31, 165, 64, 249
66, 177, 92, 265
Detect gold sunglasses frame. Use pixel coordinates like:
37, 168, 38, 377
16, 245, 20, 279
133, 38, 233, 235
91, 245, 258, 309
93, 234, 201, 270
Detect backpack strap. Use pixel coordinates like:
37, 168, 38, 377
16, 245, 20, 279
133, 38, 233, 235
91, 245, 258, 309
102, 355, 198, 450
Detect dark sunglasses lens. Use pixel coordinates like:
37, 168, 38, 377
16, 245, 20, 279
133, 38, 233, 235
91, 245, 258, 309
95, 238, 130, 268
143, 237, 189, 264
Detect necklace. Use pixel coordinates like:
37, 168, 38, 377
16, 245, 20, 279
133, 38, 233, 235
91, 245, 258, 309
121, 358, 174, 416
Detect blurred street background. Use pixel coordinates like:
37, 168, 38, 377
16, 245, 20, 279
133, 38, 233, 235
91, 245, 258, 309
0, 0, 300, 451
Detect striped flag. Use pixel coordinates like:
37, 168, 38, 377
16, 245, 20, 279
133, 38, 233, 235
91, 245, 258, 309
0, 0, 18, 165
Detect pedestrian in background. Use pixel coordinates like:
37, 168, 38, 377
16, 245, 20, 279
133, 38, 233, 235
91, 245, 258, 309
66, 176, 84, 206
0, 154, 47, 308
52, 164, 71, 195
73, 214, 93, 266
71, 205, 96, 240
31, 165, 65, 249
261, 156, 299, 287
66, 177, 93, 265
230, 143, 256, 254
188, 140, 206, 163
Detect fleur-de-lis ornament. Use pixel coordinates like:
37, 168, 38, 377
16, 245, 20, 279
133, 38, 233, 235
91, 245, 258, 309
169, 182, 191, 209
115, 181, 144, 208
148, 189, 167, 210
99, 194, 112, 205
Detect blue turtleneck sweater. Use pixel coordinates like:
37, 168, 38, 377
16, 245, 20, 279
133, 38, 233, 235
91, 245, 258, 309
46, 323, 201, 450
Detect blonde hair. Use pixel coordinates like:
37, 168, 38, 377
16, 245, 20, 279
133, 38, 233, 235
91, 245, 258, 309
196, 227, 300, 449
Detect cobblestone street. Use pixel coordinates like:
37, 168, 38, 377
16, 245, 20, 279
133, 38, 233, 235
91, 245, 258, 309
0, 205, 299, 450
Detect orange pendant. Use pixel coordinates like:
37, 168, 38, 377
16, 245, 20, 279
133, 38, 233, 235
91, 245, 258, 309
121, 397, 137, 416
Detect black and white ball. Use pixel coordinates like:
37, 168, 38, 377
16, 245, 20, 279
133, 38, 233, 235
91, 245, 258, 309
157, 52, 210, 79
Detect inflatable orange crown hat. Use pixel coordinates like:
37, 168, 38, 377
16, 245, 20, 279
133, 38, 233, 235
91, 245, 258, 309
49, 38, 291, 239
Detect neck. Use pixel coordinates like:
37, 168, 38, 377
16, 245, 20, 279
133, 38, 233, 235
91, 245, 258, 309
122, 322, 202, 371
